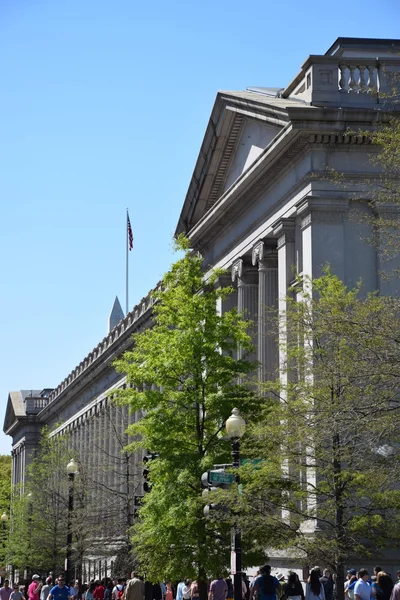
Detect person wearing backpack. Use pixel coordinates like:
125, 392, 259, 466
112, 582, 124, 600
249, 565, 281, 600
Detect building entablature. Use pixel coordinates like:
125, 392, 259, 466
38, 285, 159, 422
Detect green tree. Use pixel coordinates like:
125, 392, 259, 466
0, 456, 11, 572
114, 235, 268, 587
8, 431, 91, 577
238, 271, 400, 600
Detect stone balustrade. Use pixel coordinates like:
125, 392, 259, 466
283, 55, 400, 106
338, 59, 379, 94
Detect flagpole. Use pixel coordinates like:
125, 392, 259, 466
126, 208, 129, 315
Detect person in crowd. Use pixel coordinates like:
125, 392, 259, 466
159, 584, 166, 600
180, 583, 191, 600
225, 580, 233, 600
10, 583, 24, 600
28, 577, 43, 600
176, 582, 185, 600
112, 580, 124, 600
390, 578, 400, 600
208, 576, 227, 600
124, 573, 145, 600
306, 569, 325, 600
249, 572, 260, 600
85, 584, 96, 600
345, 572, 357, 594
345, 577, 357, 600
373, 571, 383, 584
94, 582, 105, 600
249, 564, 280, 600
320, 570, 333, 600
69, 583, 77, 600
104, 582, 113, 600
48, 575, 72, 600
240, 574, 248, 600
372, 572, 394, 600
164, 584, 173, 600
41, 579, 53, 600
190, 582, 199, 600
282, 572, 304, 600
1, 581, 13, 600
354, 570, 371, 600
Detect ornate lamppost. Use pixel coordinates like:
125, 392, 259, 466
66, 459, 79, 585
225, 408, 246, 600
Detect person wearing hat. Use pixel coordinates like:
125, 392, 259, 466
28, 577, 42, 600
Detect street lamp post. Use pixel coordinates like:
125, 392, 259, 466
1, 512, 8, 586
226, 408, 246, 600
66, 459, 79, 586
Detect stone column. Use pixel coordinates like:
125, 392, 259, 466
252, 241, 278, 384
272, 218, 296, 386
231, 259, 258, 363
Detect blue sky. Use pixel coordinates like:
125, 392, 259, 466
1, 0, 399, 454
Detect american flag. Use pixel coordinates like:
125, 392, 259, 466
127, 212, 133, 251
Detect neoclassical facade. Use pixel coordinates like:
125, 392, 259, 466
4, 36, 400, 576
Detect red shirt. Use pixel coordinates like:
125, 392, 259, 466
94, 587, 105, 600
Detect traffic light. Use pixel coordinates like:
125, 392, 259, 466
133, 495, 143, 519
201, 469, 233, 517
142, 451, 159, 493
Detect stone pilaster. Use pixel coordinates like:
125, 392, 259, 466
273, 218, 296, 385
231, 259, 258, 363
252, 242, 278, 384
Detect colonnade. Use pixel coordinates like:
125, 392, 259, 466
225, 218, 297, 386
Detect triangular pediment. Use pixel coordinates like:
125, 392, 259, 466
176, 90, 291, 235
222, 119, 280, 193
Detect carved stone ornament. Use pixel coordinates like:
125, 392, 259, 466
252, 241, 265, 265
231, 259, 243, 282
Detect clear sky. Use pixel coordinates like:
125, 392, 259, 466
1, 0, 399, 454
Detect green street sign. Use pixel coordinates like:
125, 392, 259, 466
209, 470, 235, 484
240, 458, 263, 467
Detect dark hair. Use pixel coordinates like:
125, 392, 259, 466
375, 568, 383, 575
308, 571, 321, 596
376, 573, 394, 595
259, 567, 275, 597
287, 573, 298, 586
358, 570, 369, 579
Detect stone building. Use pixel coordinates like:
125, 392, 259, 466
4, 37, 400, 577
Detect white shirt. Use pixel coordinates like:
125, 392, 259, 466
354, 581, 371, 600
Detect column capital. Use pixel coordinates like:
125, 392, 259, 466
232, 259, 258, 285
296, 197, 349, 229
272, 218, 296, 249
252, 241, 278, 269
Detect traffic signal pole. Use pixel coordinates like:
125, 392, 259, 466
232, 439, 242, 600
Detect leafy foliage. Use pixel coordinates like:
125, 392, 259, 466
0, 455, 11, 568
237, 270, 400, 599
114, 235, 267, 581
8, 430, 90, 576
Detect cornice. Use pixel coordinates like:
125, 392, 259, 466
38, 283, 162, 421
296, 197, 350, 229
187, 124, 379, 252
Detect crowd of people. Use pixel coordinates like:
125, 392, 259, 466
1, 565, 400, 600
